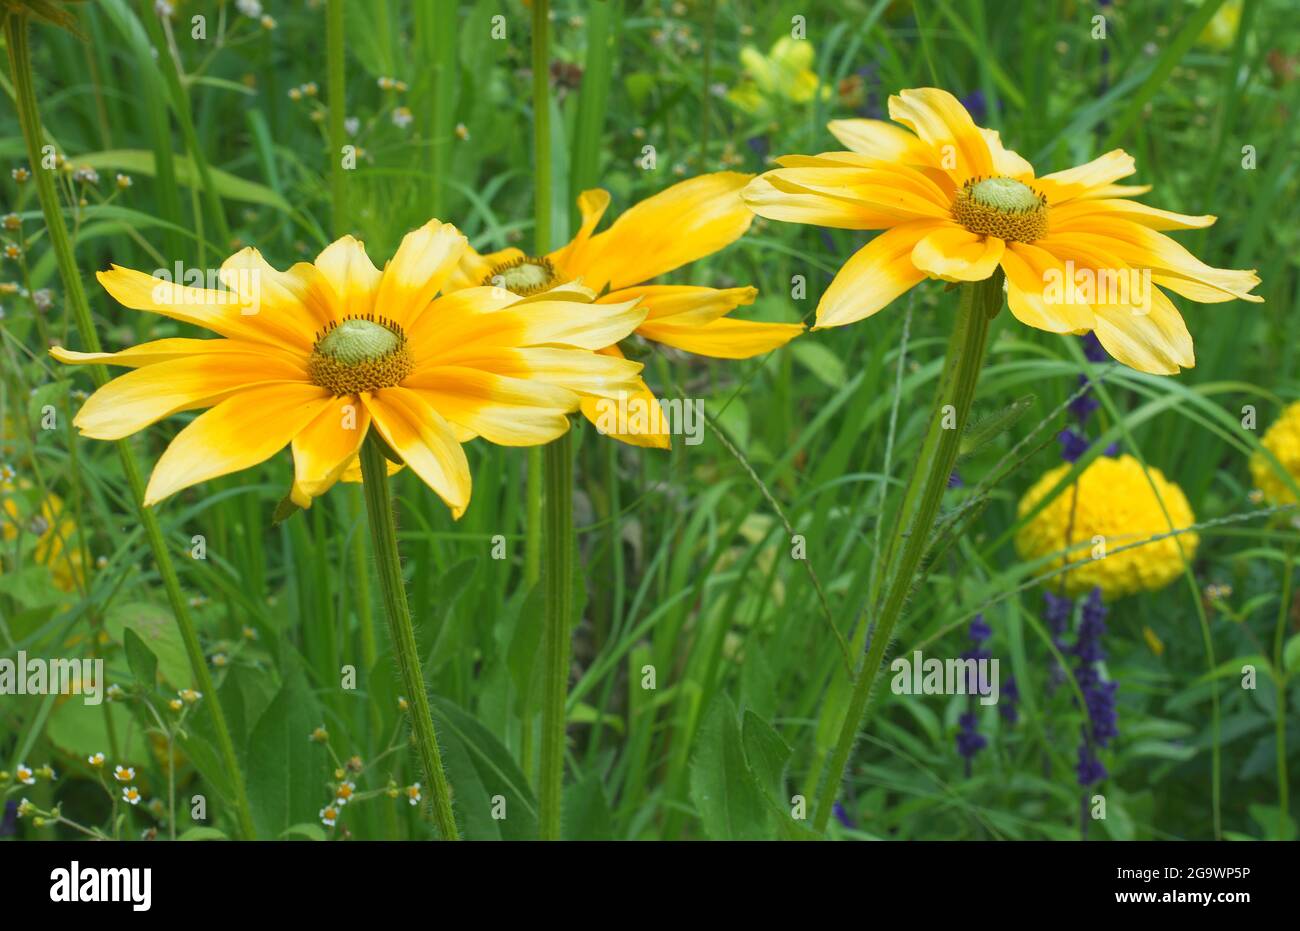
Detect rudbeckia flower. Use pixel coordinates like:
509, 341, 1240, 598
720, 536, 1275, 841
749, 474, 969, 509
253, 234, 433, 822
743, 87, 1263, 375
446, 173, 803, 447
726, 37, 830, 119
1016, 454, 1198, 599
52, 222, 648, 516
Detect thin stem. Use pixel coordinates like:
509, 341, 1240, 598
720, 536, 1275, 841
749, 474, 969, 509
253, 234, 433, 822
540, 432, 574, 840
531, 0, 571, 840
357, 435, 460, 840
1274, 542, 1293, 826
5, 11, 255, 841
812, 273, 1003, 833
326, 0, 348, 236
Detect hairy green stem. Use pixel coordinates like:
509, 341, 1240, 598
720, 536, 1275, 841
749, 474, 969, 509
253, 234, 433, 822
5, 10, 255, 841
326, 0, 348, 236
540, 432, 574, 839
357, 436, 460, 840
813, 273, 1003, 833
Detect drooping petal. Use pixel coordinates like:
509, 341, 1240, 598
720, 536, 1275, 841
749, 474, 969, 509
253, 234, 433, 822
290, 398, 370, 508
363, 387, 472, 518
886, 87, 994, 183
579, 368, 672, 450
143, 383, 333, 506
742, 173, 881, 230
814, 220, 946, 328
69, 351, 311, 441
911, 226, 1005, 282
760, 165, 953, 220
374, 221, 467, 328
1050, 198, 1216, 232
1091, 286, 1194, 375
574, 172, 755, 291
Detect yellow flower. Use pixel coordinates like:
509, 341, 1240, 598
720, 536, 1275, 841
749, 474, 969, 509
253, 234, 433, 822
1015, 454, 1198, 599
52, 222, 648, 516
727, 37, 829, 118
448, 174, 802, 447
1197, 0, 1242, 50
1, 491, 84, 593
1249, 400, 1300, 504
743, 87, 1262, 375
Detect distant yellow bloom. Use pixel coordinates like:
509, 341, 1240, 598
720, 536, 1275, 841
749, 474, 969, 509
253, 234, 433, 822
1, 490, 83, 593
1198, 0, 1242, 50
449, 174, 802, 447
1016, 454, 1198, 599
1249, 400, 1300, 504
53, 222, 648, 516
726, 37, 829, 119
743, 87, 1262, 374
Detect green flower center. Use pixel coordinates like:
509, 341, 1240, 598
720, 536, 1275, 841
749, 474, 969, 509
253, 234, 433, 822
952, 175, 1048, 243
309, 315, 412, 396
485, 255, 562, 296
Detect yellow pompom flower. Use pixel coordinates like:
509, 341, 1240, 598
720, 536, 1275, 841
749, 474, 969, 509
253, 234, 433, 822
446, 174, 803, 448
51, 222, 649, 516
743, 87, 1263, 374
1249, 400, 1300, 504
1015, 454, 1199, 599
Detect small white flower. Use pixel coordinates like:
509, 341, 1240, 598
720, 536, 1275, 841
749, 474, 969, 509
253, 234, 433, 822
406, 783, 422, 806
114, 765, 135, 782
391, 106, 413, 129
16, 763, 35, 785
335, 781, 356, 805
344, 116, 360, 136
88, 752, 105, 768
236, 0, 262, 18
122, 786, 142, 805
320, 805, 338, 827
178, 688, 202, 704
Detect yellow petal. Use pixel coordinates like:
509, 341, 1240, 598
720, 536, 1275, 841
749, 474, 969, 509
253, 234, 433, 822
401, 369, 577, 447
601, 285, 757, 328
814, 220, 943, 327
144, 383, 333, 506
579, 376, 672, 450
911, 226, 1005, 282
886, 87, 993, 183
71, 352, 311, 441
742, 173, 879, 230
827, 119, 937, 166
999, 242, 1094, 333
1091, 286, 1194, 375
575, 172, 755, 291
464, 346, 645, 400
309, 236, 382, 320
220, 247, 335, 334
1051, 198, 1216, 232
51, 337, 304, 369
97, 265, 313, 351
550, 189, 611, 275
375, 221, 468, 328
363, 387, 472, 518
1037, 150, 1136, 204
760, 165, 952, 221
419, 297, 647, 365
291, 398, 370, 506
638, 316, 803, 359
446, 244, 526, 292
978, 128, 1035, 180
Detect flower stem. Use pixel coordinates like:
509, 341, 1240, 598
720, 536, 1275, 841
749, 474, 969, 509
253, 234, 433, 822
540, 433, 574, 839
357, 435, 460, 840
4, 11, 256, 841
813, 272, 1003, 833
325, 0, 348, 236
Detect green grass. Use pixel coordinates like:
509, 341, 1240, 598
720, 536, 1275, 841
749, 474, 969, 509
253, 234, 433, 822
1, 0, 1297, 841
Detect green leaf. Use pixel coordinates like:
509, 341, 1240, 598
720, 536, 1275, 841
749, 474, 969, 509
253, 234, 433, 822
791, 340, 848, 389
104, 602, 192, 689
562, 772, 614, 840
280, 823, 328, 841
76, 150, 292, 212
429, 696, 538, 840
123, 628, 158, 689
689, 696, 771, 840
178, 826, 229, 841
245, 669, 325, 840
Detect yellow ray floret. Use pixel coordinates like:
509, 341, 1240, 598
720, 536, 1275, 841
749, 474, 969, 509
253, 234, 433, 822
52, 222, 649, 517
